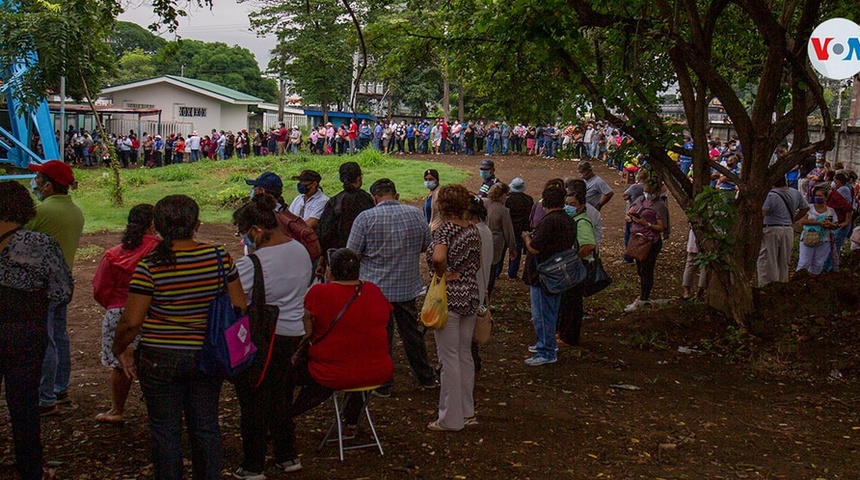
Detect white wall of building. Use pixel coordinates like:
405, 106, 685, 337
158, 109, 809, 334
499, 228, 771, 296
101, 83, 253, 134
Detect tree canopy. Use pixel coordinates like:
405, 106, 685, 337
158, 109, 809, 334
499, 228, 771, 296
152, 39, 278, 102
363, 0, 859, 324
110, 21, 167, 57
245, 0, 355, 117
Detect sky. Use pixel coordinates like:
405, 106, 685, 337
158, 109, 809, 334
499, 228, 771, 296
118, 0, 276, 70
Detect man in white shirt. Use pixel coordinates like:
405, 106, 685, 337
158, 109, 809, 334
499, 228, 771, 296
288, 170, 329, 230
186, 131, 201, 162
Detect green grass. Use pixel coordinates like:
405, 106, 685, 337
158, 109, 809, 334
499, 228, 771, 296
68, 150, 470, 234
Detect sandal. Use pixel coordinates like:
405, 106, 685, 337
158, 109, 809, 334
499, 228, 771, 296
95, 412, 124, 425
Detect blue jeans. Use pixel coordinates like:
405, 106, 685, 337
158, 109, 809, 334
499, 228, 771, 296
190, 149, 200, 162
136, 347, 224, 480
485, 137, 495, 155
502, 138, 510, 155
39, 301, 70, 407
823, 225, 851, 272
507, 237, 525, 279
529, 285, 560, 360
217, 146, 225, 160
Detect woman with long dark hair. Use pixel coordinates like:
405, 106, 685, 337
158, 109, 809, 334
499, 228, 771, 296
92, 204, 160, 424
113, 195, 245, 480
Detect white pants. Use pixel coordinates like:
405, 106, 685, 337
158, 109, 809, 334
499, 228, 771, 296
433, 311, 476, 430
796, 241, 830, 275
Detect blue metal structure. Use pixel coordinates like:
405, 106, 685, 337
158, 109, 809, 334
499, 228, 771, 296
1, 18, 59, 179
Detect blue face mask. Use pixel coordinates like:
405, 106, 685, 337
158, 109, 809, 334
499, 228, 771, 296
297, 182, 309, 195
242, 233, 257, 251
30, 178, 43, 202
563, 205, 577, 216
249, 188, 255, 199
424, 180, 437, 190
479, 170, 491, 180
813, 197, 825, 204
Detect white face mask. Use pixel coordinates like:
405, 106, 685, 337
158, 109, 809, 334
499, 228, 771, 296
643, 192, 654, 201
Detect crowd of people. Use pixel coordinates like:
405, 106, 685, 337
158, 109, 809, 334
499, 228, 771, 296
3, 123, 860, 479
55, 118, 638, 168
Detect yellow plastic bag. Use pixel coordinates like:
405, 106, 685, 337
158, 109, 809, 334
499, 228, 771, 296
420, 274, 448, 330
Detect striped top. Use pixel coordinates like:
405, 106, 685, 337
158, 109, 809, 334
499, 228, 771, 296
129, 244, 238, 349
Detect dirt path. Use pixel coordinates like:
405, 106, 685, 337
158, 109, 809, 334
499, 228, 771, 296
2, 154, 857, 480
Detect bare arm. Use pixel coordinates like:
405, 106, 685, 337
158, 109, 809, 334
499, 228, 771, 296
113, 293, 151, 379
227, 277, 247, 314
431, 244, 448, 277
301, 309, 313, 340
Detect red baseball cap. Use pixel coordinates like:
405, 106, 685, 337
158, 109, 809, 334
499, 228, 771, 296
28, 160, 75, 187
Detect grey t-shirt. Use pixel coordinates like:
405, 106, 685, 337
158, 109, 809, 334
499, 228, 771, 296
624, 183, 644, 210
763, 187, 808, 225
584, 175, 613, 207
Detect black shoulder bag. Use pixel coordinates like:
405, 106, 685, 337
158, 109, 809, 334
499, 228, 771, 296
233, 254, 280, 388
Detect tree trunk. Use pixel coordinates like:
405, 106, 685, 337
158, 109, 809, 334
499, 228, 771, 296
278, 78, 285, 123
458, 82, 464, 123
322, 92, 329, 126
704, 192, 764, 328
442, 74, 450, 120
80, 73, 122, 206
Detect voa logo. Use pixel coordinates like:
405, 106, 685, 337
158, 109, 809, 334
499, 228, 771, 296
808, 18, 860, 80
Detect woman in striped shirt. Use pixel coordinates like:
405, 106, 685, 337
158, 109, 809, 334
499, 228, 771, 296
113, 195, 246, 480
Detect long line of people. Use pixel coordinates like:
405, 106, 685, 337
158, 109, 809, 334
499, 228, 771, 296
3, 148, 858, 479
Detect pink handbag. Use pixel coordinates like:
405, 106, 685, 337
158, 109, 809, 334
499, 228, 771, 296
225, 315, 256, 368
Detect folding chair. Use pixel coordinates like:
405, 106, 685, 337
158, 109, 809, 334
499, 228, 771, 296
317, 385, 384, 462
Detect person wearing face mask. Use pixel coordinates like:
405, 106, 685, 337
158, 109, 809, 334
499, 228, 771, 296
423, 169, 443, 232
822, 180, 854, 272
577, 161, 614, 211
26, 161, 84, 417
624, 176, 670, 313
805, 153, 828, 201
230, 193, 312, 477
797, 186, 838, 275
478, 159, 500, 197
557, 188, 596, 346
288, 170, 329, 231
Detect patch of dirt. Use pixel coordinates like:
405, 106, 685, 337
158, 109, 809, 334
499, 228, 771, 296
2, 154, 858, 479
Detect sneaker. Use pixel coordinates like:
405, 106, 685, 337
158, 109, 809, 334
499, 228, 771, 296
528, 345, 559, 354
275, 458, 302, 473
624, 299, 642, 313
422, 379, 439, 389
39, 405, 60, 417
55, 391, 71, 405
524, 355, 557, 367
232, 467, 265, 479
371, 386, 391, 398
463, 416, 478, 426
